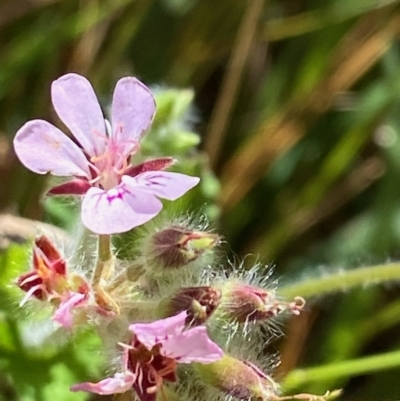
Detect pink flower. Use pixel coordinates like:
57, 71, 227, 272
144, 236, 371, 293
16, 235, 94, 329
17, 235, 68, 305
71, 311, 223, 400
14, 73, 200, 234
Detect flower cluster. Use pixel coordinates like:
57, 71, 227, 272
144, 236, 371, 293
13, 74, 329, 401
14, 73, 199, 235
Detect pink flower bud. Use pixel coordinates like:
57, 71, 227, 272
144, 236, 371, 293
220, 282, 305, 323
195, 355, 279, 400
145, 226, 219, 270
161, 286, 222, 325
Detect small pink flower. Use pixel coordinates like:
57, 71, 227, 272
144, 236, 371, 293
14, 73, 200, 234
17, 235, 68, 305
16, 235, 95, 328
71, 311, 223, 400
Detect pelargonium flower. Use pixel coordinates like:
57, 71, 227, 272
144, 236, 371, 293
13, 73, 200, 234
71, 311, 224, 400
16, 235, 92, 328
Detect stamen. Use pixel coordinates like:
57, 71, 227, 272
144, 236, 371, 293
19, 284, 47, 306
118, 342, 135, 350
88, 175, 102, 186
113, 157, 129, 176
90, 150, 112, 164
136, 366, 145, 395
19, 273, 41, 287
146, 365, 162, 394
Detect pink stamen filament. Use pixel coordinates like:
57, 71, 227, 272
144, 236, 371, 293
19, 273, 41, 287
19, 283, 48, 306
146, 365, 164, 395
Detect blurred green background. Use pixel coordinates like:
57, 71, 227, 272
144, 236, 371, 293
2, 0, 400, 400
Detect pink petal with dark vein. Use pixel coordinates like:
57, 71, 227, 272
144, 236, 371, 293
51, 73, 106, 157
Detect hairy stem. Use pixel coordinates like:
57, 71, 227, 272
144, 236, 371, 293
91, 234, 113, 287
280, 262, 400, 299
282, 349, 400, 390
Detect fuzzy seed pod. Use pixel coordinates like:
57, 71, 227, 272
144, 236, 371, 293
144, 226, 219, 270
218, 282, 305, 323
195, 355, 279, 400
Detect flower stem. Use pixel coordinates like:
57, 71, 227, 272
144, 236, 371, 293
91, 235, 120, 314
282, 349, 400, 391
92, 235, 113, 287
279, 263, 400, 300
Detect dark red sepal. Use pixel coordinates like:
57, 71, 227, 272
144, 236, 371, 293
47, 179, 91, 196
125, 157, 176, 177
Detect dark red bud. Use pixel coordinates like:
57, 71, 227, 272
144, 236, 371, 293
34, 235, 66, 275
165, 286, 222, 325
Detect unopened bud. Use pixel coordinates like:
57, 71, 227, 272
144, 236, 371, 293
195, 355, 279, 400
145, 226, 219, 270
219, 282, 305, 323
160, 286, 221, 325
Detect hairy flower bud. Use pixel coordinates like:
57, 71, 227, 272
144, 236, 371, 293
218, 282, 305, 323
195, 355, 279, 400
159, 286, 222, 325
144, 226, 219, 270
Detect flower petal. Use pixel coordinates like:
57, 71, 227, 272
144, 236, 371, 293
111, 77, 156, 152
81, 184, 163, 235
129, 312, 187, 349
53, 292, 86, 328
71, 372, 135, 395
161, 326, 223, 363
127, 172, 200, 200
13, 120, 90, 177
51, 73, 106, 157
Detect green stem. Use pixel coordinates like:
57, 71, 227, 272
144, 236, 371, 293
282, 349, 400, 391
91, 235, 113, 287
279, 263, 400, 299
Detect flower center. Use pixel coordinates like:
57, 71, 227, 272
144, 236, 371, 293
88, 122, 140, 190
127, 341, 177, 400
